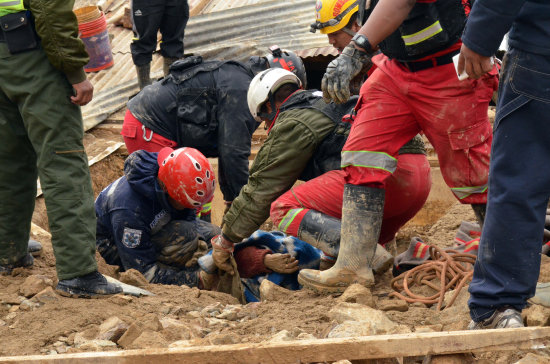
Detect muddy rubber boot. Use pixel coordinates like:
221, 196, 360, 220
471, 204, 486, 229
163, 57, 179, 76
0, 253, 33, 275
56, 271, 122, 299
28, 239, 42, 257
297, 210, 393, 274
135, 63, 152, 90
298, 185, 385, 294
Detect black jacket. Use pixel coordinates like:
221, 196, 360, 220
127, 57, 260, 201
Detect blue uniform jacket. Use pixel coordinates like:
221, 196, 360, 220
463, 0, 550, 56
95, 150, 196, 275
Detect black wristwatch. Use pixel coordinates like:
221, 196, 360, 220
351, 34, 373, 54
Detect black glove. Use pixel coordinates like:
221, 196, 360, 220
322, 44, 372, 104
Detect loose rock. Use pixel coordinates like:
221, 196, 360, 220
97, 316, 129, 343
19, 275, 53, 298
117, 323, 143, 349
207, 333, 240, 345
514, 353, 550, 364
259, 279, 292, 301
118, 269, 149, 287
129, 331, 168, 349
337, 284, 375, 307
328, 302, 399, 334
377, 299, 409, 312
269, 330, 294, 342
523, 304, 550, 327
30, 287, 59, 304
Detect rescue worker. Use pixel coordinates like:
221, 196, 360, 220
0, 0, 121, 297
310, 0, 370, 94
458, 0, 550, 329
96, 147, 299, 287
297, 0, 498, 293
131, 0, 189, 89
122, 47, 307, 222
210, 69, 431, 278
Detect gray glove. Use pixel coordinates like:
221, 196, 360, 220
322, 44, 372, 104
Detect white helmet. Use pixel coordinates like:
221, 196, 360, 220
247, 68, 302, 122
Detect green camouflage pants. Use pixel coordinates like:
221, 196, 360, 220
0, 43, 97, 279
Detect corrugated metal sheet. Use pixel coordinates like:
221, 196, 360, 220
81, 0, 333, 130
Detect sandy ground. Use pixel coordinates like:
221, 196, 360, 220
2, 128, 550, 363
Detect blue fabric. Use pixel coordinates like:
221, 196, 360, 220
198, 230, 321, 302
463, 0, 550, 57
468, 48, 550, 321
95, 150, 197, 275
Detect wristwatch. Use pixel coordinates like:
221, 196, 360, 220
351, 34, 373, 54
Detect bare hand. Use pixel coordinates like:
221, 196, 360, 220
71, 79, 94, 106
264, 253, 299, 274
458, 44, 494, 80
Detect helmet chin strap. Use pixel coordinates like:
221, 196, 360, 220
342, 27, 356, 37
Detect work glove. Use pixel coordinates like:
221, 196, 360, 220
157, 237, 198, 268
212, 234, 235, 275
322, 44, 372, 104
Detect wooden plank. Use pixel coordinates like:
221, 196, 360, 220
1, 327, 549, 364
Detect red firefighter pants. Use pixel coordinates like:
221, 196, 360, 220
342, 56, 497, 204
122, 109, 177, 154
270, 153, 431, 246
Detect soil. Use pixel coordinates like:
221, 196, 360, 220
2, 127, 549, 363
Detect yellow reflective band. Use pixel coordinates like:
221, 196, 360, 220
341, 150, 397, 174
200, 202, 212, 214
277, 208, 304, 233
0, 0, 24, 16
451, 185, 488, 200
401, 21, 443, 46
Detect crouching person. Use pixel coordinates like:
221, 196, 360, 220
95, 147, 220, 287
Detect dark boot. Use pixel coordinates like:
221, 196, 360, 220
135, 63, 152, 90
0, 253, 33, 275
56, 271, 122, 298
298, 185, 385, 294
297, 210, 393, 274
163, 57, 179, 76
28, 239, 42, 256
471, 203, 486, 229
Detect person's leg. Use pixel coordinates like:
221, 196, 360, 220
298, 60, 421, 293
121, 109, 177, 154
469, 49, 550, 327
130, 0, 165, 88
159, 0, 189, 75
411, 61, 497, 226
0, 80, 36, 271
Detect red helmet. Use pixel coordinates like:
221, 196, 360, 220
157, 147, 215, 209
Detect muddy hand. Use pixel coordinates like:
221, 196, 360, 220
322, 44, 371, 104
211, 235, 235, 275
264, 253, 299, 274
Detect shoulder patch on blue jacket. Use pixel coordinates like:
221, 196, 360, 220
122, 228, 142, 248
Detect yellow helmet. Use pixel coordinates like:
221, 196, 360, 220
310, 0, 359, 34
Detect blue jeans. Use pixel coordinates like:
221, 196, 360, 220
469, 48, 550, 321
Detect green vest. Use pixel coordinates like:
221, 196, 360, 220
0, 0, 25, 17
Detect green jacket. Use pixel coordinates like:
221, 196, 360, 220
24, 0, 89, 84
222, 107, 335, 243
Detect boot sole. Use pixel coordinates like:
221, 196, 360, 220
297, 274, 348, 294
55, 287, 119, 299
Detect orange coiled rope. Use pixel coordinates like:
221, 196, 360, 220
390, 246, 476, 311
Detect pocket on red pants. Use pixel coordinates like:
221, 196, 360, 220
448, 120, 491, 151
121, 123, 138, 139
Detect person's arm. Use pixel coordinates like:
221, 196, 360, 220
26, 0, 89, 85
354, 0, 416, 50
222, 114, 333, 244
458, 0, 527, 79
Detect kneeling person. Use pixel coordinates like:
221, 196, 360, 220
95, 147, 220, 286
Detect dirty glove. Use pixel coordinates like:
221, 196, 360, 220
157, 237, 198, 268
212, 235, 235, 275
322, 44, 372, 104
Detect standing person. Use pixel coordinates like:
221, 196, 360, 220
298, 0, 498, 293
123, 47, 307, 221
209, 69, 431, 279
0, 0, 121, 297
131, 0, 189, 89
458, 0, 550, 329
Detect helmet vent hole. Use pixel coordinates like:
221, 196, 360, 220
206, 171, 210, 178
193, 202, 201, 206
196, 177, 203, 184
170, 153, 175, 158
197, 190, 205, 196
194, 162, 201, 171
